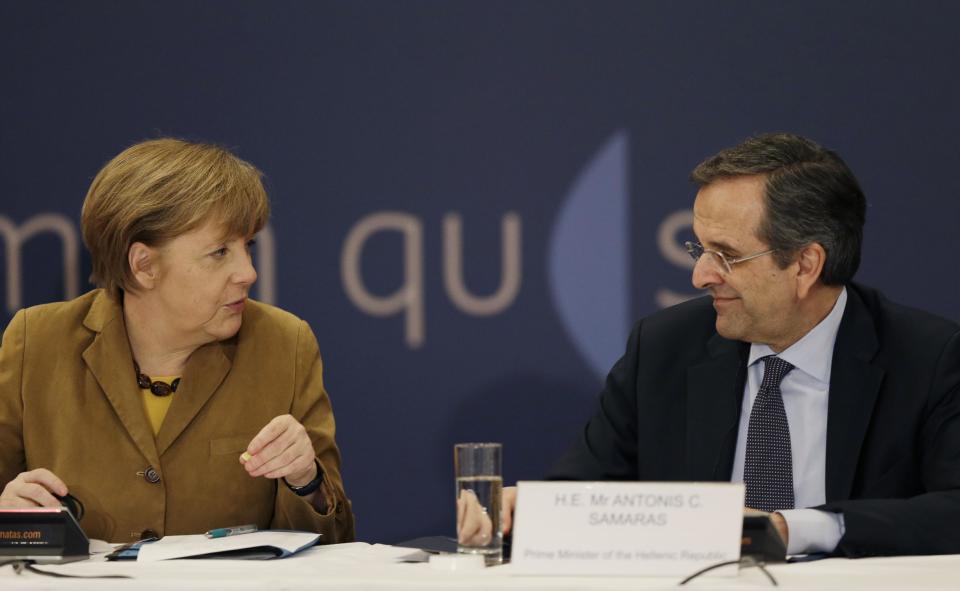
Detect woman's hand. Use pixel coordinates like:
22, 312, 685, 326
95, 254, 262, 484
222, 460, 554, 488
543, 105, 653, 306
240, 414, 317, 486
0, 468, 68, 508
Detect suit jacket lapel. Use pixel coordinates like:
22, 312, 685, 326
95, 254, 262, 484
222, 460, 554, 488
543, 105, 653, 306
686, 334, 750, 480
81, 292, 161, 469
155, 340, 232, 457
825, 287, 884, 502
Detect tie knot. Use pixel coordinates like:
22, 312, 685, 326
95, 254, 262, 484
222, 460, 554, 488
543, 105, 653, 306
760, 355, 794, 388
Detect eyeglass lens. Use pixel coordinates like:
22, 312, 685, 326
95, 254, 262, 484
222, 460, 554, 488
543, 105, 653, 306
684, 241, 731, 273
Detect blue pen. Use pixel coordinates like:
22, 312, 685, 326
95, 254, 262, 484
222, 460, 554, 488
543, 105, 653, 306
205, 524, 258, 538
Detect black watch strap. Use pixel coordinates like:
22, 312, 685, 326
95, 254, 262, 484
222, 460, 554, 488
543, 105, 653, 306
284, 459, 324, 496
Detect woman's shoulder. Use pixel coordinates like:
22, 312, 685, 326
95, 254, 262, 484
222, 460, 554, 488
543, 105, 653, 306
236, 300, 320, 357
241, 299, 307, 334
2, 290, 108, 354
14, 290, 104, 331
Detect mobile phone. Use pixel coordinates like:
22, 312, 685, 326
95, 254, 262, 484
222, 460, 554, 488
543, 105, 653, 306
105, 537, 157, 561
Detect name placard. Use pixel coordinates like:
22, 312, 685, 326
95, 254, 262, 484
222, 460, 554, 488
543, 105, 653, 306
511, 481, 744, 577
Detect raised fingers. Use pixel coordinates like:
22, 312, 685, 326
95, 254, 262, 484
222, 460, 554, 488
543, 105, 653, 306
241, 415, 314, 481
259, 439, 314, 480
244, 415, 292, 458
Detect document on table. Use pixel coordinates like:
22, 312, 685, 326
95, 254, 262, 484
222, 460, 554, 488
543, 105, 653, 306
137, 531, 321, 562
89, 539, 115, 555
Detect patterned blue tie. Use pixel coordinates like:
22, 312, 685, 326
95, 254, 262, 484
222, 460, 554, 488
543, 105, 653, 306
744, 356, 796, 512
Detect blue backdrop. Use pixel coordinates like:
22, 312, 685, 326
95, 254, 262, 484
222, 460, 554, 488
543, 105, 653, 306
2, 1, 958, 543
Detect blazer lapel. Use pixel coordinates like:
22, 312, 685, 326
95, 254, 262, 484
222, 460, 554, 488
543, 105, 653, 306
155, 340, 232, 457
825, 288, 884, 502
81, 292, 161, 469
685, 334, 750, 480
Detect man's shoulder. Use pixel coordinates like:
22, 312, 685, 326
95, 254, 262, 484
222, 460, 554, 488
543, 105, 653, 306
618, 296, 727, 366
850, 283, 959, 346
632, 295, 719, 340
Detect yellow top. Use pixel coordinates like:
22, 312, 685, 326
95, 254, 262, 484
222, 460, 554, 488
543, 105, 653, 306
140, 377, 179, 435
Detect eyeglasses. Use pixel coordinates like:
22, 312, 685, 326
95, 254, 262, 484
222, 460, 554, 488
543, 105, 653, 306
684, 241, 775, 274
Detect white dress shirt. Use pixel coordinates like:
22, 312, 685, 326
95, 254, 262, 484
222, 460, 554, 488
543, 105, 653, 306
730, 288, 848, 555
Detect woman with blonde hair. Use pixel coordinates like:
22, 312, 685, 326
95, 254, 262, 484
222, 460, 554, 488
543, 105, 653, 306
0, 138, 354, 544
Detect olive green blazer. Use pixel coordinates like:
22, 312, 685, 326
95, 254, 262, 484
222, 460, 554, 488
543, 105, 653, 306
0, 290, 354, 543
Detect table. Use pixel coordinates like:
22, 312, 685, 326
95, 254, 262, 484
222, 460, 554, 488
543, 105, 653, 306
2, 543, 959, 590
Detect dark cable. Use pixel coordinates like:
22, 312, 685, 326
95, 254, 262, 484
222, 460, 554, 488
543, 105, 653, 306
678, 559, 742, 585
678, 555, 778, 586
0, 559, 24, 570
754, 561, 778, 586
2, 559, 131, 579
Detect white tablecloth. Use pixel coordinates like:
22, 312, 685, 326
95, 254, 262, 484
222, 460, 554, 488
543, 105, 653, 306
2, 543, 959, 590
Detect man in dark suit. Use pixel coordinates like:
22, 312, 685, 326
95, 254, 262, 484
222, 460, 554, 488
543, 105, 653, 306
481, 133, 960, 556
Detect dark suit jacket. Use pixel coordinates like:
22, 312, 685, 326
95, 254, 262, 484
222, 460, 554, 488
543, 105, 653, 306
0, 290, 355, 543
549, 283, 960, 557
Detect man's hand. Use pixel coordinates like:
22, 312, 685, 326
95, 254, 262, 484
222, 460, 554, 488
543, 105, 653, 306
0, 468, 68, 509
240, 414, 317, 486
457, 485, 518, 545
457, 489, 493, 545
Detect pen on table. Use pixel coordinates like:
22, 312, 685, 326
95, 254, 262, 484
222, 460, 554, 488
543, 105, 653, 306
205, 524, 258, 538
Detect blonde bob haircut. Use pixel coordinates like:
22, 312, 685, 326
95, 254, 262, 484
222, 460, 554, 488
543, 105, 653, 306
81, 138, 270, 296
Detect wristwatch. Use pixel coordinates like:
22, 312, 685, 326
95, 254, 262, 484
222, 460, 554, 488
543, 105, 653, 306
284, 459, 324, 496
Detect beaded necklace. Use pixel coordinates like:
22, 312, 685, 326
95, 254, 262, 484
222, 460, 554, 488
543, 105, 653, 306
134, 361, 181, 397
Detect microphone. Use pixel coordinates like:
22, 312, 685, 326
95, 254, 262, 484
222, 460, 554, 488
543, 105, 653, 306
56, 493, 85, 521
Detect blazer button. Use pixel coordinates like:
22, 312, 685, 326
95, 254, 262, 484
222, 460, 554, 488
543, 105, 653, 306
144, 466, 161, 484
140, 529, 159, 540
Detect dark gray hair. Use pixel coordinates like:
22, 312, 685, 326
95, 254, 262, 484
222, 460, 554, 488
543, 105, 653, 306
690, 133, 866, 285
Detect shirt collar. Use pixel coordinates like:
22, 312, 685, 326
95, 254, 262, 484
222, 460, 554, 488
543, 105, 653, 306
748, 287, 848, 384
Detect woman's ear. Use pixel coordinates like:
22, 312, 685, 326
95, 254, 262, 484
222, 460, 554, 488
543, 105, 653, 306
128, 242, 159, 290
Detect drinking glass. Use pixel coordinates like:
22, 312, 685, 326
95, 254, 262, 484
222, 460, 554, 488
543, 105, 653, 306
454, 442, 502, 565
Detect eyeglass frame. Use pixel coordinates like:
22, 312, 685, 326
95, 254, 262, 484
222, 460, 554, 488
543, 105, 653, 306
684, 241, 776, 274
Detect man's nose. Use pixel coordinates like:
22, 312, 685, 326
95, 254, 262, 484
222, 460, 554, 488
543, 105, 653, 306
691, 255, 722, 290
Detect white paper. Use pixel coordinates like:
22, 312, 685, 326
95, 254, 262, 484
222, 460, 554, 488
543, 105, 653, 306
137, 531, 320, 562
88, 538, 115, 554
511, 481, 744, 577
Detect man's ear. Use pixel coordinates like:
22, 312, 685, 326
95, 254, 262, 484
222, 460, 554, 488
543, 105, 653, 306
795, 242, 826, 299
128, 242, 159, 290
